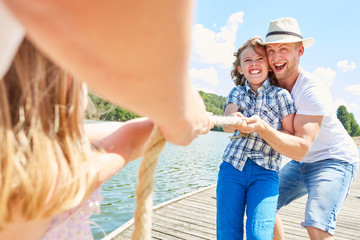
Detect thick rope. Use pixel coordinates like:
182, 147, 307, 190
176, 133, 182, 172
132, 126, 166, 240
131, 116, 245, 240
211, 115, 245, 126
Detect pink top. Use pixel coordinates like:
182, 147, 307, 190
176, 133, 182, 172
41, 189, 103, 240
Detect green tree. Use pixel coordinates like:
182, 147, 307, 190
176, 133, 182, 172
349, 113, 360, 136
198, 91, 227, 131
87, 91, 140, 121
336, 105, 360, 136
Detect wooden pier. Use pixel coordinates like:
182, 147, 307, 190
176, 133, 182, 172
103, 171, 360, 240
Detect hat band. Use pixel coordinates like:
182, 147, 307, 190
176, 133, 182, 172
266, 31, 303, 39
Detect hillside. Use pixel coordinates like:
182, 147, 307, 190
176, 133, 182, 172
198, 91, 226, 131
86, 90, 227, 131
86, 91, 359, 137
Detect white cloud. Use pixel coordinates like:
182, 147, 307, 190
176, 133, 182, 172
191, 11, 244, 68
219, 11, 244, 41
337, 60, 356, 72
311, 67, 336, 87
347, 103, 360, 124
333, 98, 347, 113
190, 67, 220, 86
197, 86, 215, 94
345, 84, 360, 96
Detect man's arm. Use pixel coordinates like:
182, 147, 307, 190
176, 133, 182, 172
281, 113, 295, 135
247, 114, 322, 161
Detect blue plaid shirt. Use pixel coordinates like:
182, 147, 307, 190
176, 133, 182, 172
222, 78, 296, 172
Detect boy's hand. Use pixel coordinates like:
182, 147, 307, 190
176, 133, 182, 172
228, 112, 247, 132
245, 115, 263, 132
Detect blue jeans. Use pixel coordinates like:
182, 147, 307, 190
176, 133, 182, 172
216, 160, 279, 240
277, 159, 359, 235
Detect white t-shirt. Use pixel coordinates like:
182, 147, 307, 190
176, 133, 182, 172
292, 69, 359, 164
0, 1, 24, 79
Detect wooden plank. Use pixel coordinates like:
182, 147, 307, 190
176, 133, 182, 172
104, 169, 360, 240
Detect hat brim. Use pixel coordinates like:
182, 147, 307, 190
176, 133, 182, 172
260, 37, 314, 49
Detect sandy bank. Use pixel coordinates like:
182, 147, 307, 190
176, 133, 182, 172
353, 136, 360, 147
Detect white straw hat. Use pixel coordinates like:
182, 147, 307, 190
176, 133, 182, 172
261, 17, 314, 49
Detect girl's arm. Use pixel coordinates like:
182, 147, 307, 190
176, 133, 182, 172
86, 118, 154, 186
84, 121, 126, 143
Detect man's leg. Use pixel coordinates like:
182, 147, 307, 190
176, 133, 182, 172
307, 226, 333, 240
273, 214, 284, 240
302, 159, 358, 238
272, 209, 335, 240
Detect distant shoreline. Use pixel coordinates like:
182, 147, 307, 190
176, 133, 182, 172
353, 137, 360, 147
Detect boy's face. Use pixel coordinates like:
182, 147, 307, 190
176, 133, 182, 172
266, 42, 303, 82
238, 46, 269, 91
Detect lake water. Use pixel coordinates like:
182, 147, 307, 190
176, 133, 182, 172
90, 131, 231, 239
90, 130, 360, 240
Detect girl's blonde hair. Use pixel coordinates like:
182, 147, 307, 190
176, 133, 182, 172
0, 39, 98, 224
231, 37, 277, 86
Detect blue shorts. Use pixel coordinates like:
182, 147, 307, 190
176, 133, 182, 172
277, 159, 359, 235
217, 160, 279, 240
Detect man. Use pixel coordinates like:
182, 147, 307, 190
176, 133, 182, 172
243, 17, 359, 239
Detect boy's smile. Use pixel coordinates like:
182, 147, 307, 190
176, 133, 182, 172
238, 46, 269, 92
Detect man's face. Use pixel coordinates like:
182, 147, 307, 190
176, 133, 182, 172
266, 42, 303, 82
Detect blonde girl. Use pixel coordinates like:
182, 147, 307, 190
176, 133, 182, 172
0, 38, 153, 240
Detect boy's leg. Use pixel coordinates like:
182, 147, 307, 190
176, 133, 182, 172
273, 160, 307, 239
245, 162, 279, 240
216, 161, 246, 240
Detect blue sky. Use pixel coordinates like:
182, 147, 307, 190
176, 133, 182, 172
189, 0, 360, 123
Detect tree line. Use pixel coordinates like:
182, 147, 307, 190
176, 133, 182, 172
86, 91, 360, 136
336, 105, 360, 137
86, 91, 140, 121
